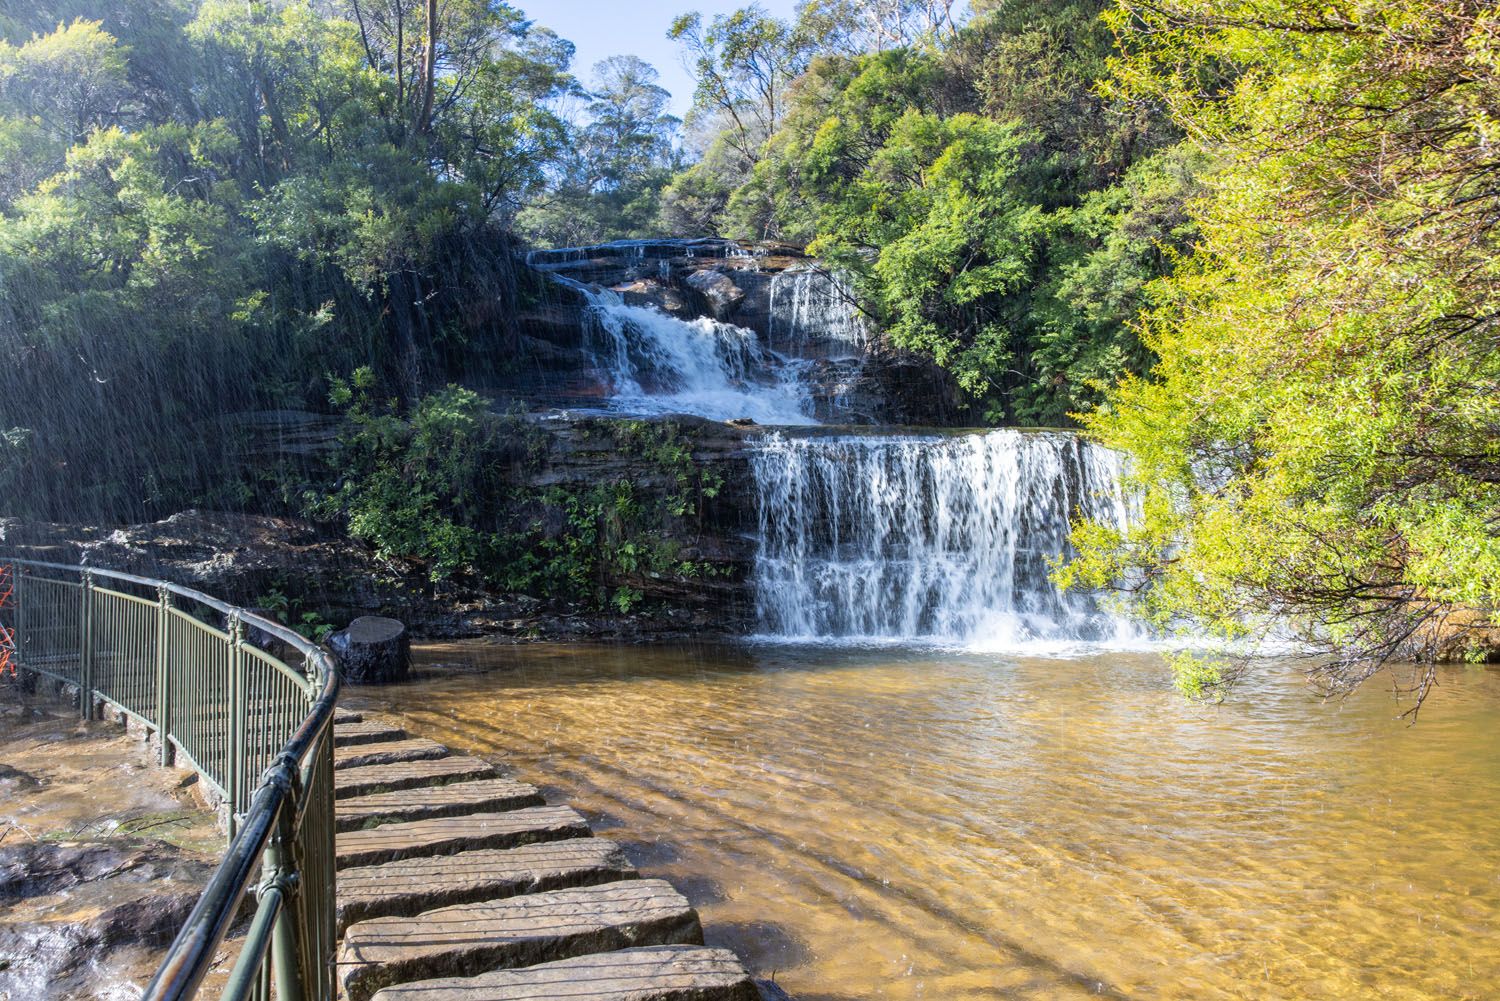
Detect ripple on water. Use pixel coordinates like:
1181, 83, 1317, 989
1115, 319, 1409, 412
345, 643, 1500, 1001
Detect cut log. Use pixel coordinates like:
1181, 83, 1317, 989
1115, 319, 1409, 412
330, 616, 410, 684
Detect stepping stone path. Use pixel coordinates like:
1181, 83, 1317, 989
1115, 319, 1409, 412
332, 709, 770, 1001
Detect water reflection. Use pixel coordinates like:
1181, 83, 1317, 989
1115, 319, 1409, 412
345, 643, 1500, 1000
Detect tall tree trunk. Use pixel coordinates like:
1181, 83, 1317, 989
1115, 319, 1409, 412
417, 0, 438, 134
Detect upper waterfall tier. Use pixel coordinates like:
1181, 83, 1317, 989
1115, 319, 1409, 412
751, 428, 1136, 649
514, 239, 966, 426
580, 285, 818, 425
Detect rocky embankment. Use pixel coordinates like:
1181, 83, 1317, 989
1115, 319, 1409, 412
1, 415, 762, 642
0, 689, 223, 999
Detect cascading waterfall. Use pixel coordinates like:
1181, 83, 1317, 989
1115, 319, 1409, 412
766, 268, 870, 357
751, 429, 1136, 648
580, 285, 817, 425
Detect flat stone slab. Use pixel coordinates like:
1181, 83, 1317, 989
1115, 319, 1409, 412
335, 756, 497, 800
369, 945, 758, 1001
339, 880, 703, 1001
335, 720, 409, 748
335, 738, 450, 771
336, 838, 636, 932
335, 806, 591, 869
337, 777, 545, 833
335, 708, 364, 724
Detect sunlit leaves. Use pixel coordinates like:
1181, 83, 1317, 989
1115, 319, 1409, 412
1069, 0, 1500, 696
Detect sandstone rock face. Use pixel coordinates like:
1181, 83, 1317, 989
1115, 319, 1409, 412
330, 616, 411, 685
684, 269, 747, 320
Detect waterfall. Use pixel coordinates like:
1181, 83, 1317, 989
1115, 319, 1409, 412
751, 429, 1135, 648
581, 285, 817, 425
766, 268, 869, 358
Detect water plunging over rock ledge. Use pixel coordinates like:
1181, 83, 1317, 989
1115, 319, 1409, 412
751, 429, 1135, 648
507, 239, 967, 426
3, 239, 1135, 651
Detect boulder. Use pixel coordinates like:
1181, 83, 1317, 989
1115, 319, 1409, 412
330, 616, 411, 685
684, 269, 746, 321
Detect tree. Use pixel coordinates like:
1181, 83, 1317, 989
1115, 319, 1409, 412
796, 0, 965, 55
668, 7, 810, 167
0, 19, 130, 204
519, 55, 680, 246
1061, 0, 1500, 705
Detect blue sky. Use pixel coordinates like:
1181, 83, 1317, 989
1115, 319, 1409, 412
516, 1, 803, 118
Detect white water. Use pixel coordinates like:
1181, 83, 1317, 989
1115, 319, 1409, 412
581, 285, 817, 425
751, 429, 1137, 649
766, 268, 870, 357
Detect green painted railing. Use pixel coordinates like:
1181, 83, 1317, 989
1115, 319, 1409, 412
0, 558, 341, 1001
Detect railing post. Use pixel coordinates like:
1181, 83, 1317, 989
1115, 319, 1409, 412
11, 562, 25, 671
265, 766, 308, 1001
228, 613, 247, 831
155, 586, 174, 766
79, 569, 95, 720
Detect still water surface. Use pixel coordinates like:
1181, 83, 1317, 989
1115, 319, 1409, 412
346, 643, 1500, 1001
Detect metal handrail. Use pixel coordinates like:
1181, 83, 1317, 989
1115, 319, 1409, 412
0, 557, 341, 1001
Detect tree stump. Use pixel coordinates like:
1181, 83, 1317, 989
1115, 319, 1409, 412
329, 616, 410, 685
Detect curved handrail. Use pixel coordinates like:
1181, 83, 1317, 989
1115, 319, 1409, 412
0, 557, 341, 1001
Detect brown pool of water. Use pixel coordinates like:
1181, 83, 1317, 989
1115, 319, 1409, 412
345, 642, 1500, 1001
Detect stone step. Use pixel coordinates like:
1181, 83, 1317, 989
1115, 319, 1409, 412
336, 838, 636, 933
335, 756, 498, 800
368, 945, 759, 1001
335, 737, 450, 771
335, 720, 409, 748
335, 708, 364, 725
335, 806, 591, 869
339, 879, 703, 1001
337, 777, 545, 833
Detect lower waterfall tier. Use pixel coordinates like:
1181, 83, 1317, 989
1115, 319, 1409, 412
751, 429, 1136, 648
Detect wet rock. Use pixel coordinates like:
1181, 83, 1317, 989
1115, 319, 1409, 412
0, 763, 42, 793
618, 278, 690, 315
0, 842, 157, 900
330, 616, 411, 684
685, 269, 746, 320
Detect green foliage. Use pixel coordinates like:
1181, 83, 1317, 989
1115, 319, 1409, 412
318, 382, 729, 612
0, 1, 571, 521
518, 55, 681, 246
667, 0, 1189, 423
255, 584, 335, 642
1062, 0, 1500, 699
